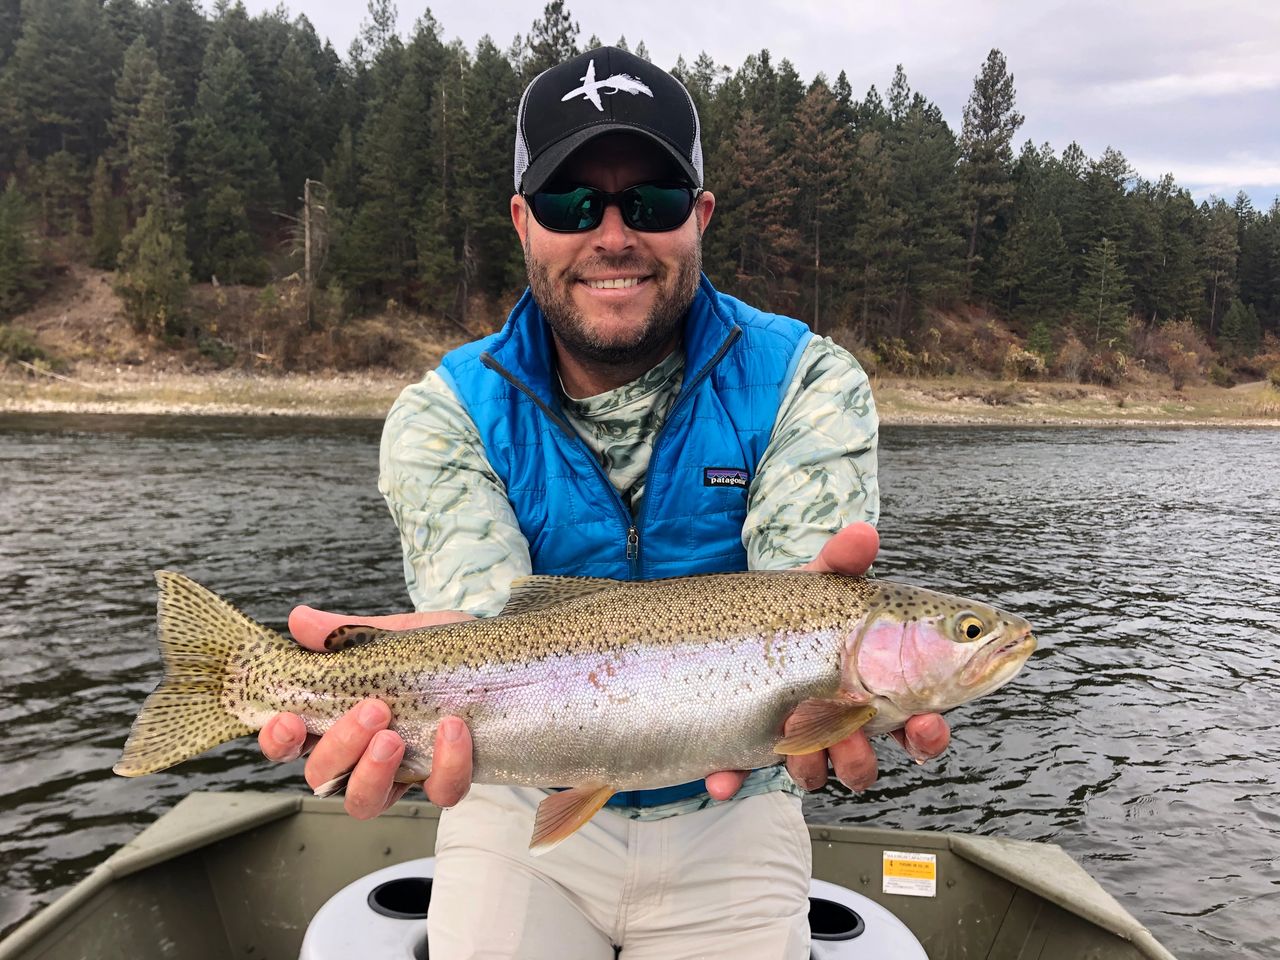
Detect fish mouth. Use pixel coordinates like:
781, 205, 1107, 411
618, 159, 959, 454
961, 627, 1036, 688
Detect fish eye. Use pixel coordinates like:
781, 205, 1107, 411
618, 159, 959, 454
957, 614, 985, 642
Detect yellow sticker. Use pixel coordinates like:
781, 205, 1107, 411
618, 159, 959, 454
882, 850, 937, 897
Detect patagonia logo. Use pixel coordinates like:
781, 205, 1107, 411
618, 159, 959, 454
703, 467, 748, 489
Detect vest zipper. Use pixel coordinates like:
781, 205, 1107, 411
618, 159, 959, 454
482, 324, 740, 580
481, 352, 640, 574
633, 325, 743, 567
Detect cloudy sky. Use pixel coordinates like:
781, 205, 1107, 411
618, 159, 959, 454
248, 0, 1280, 208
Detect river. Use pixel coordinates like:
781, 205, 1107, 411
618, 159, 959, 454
0, 413, 1276, 958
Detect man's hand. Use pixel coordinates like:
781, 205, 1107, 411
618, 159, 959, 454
257, 605, 476, 820
703, 522, 951, 801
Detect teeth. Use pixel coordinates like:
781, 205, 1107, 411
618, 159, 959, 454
585, 278, 641, 289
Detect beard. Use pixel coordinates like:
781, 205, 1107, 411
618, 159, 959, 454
524, 235, 702, 369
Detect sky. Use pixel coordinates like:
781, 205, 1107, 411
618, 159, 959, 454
249, 0, 1280, 209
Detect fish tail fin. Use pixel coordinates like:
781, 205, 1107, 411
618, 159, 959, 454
114, 570, 281, 777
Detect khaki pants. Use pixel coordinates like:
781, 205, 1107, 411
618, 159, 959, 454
426, 784, 812, 959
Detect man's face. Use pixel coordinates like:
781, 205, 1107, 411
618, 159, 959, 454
512, 135, 715, 370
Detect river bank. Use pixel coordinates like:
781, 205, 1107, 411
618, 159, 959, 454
3, 362, 1279, 426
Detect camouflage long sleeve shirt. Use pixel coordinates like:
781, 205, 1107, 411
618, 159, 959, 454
378, 334, 879, 819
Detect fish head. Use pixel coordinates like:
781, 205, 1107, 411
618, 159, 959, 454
846, 582, 1036, 717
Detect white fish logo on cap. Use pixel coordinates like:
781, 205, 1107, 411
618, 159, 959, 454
561, 58, 654, 111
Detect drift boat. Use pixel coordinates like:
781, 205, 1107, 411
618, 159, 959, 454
0, 791, 1176, 960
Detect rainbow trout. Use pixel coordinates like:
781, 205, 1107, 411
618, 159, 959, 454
116, 570, 1035, 851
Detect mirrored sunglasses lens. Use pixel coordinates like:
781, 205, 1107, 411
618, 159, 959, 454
533, 187, 603, 231
624, 185, 694, 230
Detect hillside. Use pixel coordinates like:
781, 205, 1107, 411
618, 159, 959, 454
1, 266, 1278, 425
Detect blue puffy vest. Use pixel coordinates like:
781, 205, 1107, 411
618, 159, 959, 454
438, 274, 812, 805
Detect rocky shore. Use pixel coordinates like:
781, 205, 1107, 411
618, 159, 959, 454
3, 363, 1278, 428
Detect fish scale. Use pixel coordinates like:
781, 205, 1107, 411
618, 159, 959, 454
116, 568, 1035, 851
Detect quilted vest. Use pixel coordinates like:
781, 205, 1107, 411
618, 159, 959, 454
438, 274, 812, 580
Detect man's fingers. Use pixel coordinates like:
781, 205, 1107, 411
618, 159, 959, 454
304, 698, 392, 791
288, 605, 477, 652
784, 750, 830, 792
828, 730, 878, 792
259, 712, 312, 763
892, 713, 950, 763
802, 523, 879, 577
424, 717, 473, 808
343, 729, 408, 820
704, 769, 750, 801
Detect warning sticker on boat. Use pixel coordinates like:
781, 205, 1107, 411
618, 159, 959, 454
882, 850, 937, 897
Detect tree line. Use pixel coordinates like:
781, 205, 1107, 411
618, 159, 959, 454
1, 0, 1278, 374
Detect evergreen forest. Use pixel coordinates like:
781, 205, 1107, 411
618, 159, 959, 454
2, 0, 1279, 385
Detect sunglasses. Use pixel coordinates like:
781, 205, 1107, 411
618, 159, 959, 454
525, 181, 701, 233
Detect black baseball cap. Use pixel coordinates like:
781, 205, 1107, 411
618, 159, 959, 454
514, 46, 704, 195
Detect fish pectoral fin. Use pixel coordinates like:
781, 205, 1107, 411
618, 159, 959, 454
530, 784, 615, 855
773, 698, 877, 755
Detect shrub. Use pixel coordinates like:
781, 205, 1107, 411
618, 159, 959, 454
1207, 364, 1235, 388
1086, 349, 1127, 386
1003, 344, 1045, 381
0, 324, 48, 364
1054, 333, 1089, 382
1268, 366, 1280, 391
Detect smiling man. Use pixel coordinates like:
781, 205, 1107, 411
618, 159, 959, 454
260, 46, 949, 958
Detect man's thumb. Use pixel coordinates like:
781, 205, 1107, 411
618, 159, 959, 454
288, 605, 475, 652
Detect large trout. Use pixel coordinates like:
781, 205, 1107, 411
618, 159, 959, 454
116, 570, 1035, 851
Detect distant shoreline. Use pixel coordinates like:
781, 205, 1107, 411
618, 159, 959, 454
2, 365, 1279, 428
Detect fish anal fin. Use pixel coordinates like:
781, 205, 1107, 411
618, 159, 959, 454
530, 784, 615, 855
500, 576, 622, 617
322, 625, 397, 651
393, 754, 432, 785
774, 698, 877, 755
312, 771, 351, 798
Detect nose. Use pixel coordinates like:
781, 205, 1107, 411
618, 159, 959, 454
592, 202, 633, 253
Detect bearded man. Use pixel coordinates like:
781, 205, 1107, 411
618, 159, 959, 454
260, 46, 949, 959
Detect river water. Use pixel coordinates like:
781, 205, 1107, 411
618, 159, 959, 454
0, 413, 1276, 958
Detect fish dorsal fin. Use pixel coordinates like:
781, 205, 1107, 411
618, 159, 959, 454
499, 576, 623, 617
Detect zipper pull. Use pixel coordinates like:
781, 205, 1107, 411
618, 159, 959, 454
626, 526, 639, 561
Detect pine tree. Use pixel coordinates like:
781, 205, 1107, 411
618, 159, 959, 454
0, 178, 44, 318
186, 39, 278, 279
110, 37, 160, 173
960, 49, 1023, 293
0, 0, 20, 70
789, 80, 851, 332
1076, 237, 1131, 346
1201, 199, 1238, 336
1218, 297, 1261, 356
114, 205, 191, 336
0, 0, 117, 161
524, 2, 578, 78
88, 156, 125, 268
126, 70, 181, 218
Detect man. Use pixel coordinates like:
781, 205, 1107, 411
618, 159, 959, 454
260, 47, 949, 958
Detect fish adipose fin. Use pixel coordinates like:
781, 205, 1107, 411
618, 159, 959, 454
113, 571, 285, 777
773, 698, 877, 755
530, 784, 615, 855
500, 576, 624, 616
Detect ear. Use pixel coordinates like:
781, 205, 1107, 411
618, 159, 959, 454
695, 190, 715, 235
511, 194, 529, 246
